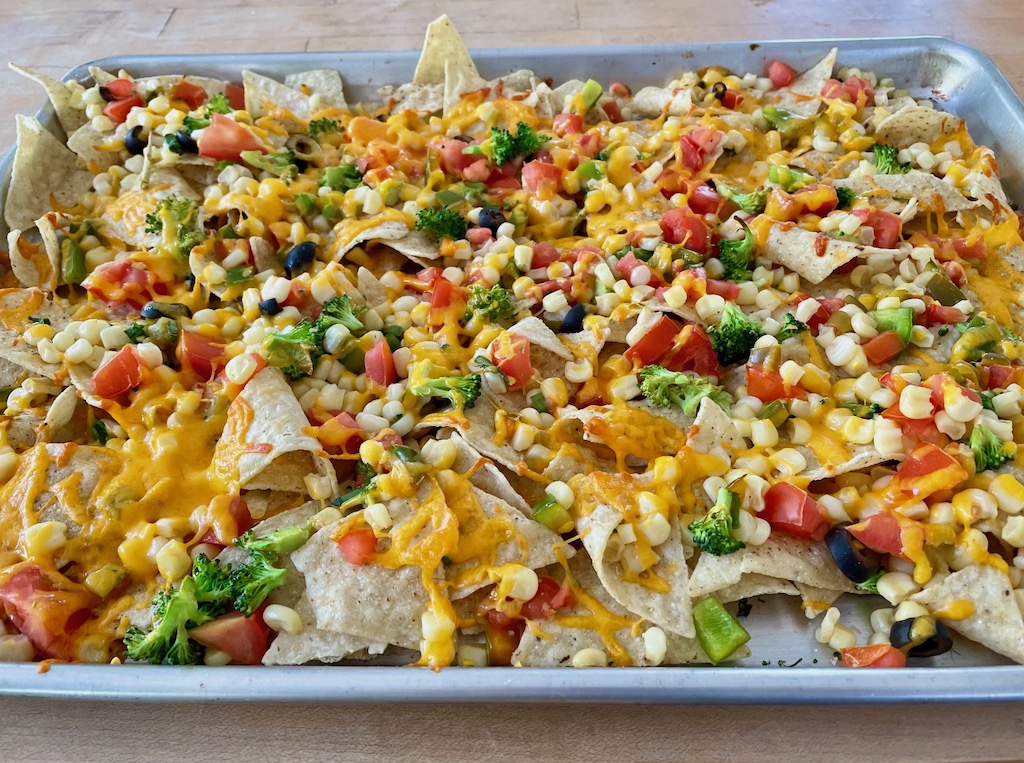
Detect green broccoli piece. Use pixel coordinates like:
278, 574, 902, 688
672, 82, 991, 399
410, 369, 482, 410
775, 313, 809, 342
708, 302, 764, 366
490, 122, 547, 166
309, 118, 342, 139
262, 319, 320, 378
182, 115, 210, 132
190, 553, 234, 613
415, 207, 468, 241
718, 185, 768, 214
144, 197, 204, 258
240, 150, 296, 180
466, 284, 516, 323
234, 521, 314, 556
123, 577, 204, 665
207, 92, 232, 115
857, 568, 885, 594
717, 222, 754, 282
874, 143, 911, 175
320, 164, 363, 192
689, 488, 745, 556
970, 423, 1013, 472
761, 105, 813, 139
835, 185, 857, 209
313, 295, 365, 348
230, 551, 287, 616
638, 365, 732, 417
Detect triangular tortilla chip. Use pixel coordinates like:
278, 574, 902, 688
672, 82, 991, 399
774, 48, 837, 117
9, 64, 87, 136
284, 70, 347, 111
263, 594, 386, 665
762, 222, 898, 284
414, 14, 480, 87
326, 212, 409, 260
836, 170, 975, 215
874, 105, 962, 148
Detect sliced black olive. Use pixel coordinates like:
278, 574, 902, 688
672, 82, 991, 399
173, 130, 199, 154
477, 207, 506, 236
140, 301, 191, 320
890, 616, 953, 658
125, 125, 147, 156
284, 241, 317, 277
259, 298, 282, 316
559, 303, 587, 334
454, 134, 474, 143
824, 524, 882, 584
712, 81, 728, 100
98, 85, 115, 102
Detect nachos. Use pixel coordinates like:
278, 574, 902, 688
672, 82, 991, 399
1, 17, 1024, 671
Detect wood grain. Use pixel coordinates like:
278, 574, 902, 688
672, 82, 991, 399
3, 1, 1024, 760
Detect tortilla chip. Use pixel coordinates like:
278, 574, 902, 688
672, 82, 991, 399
715, 574, 800, 603
912, 565, 1024, 665
836, 170, 975, 214
103, 167, 201, 249
443, 58, 489, 116
578, 503, 694, 638
5, 115, 93, 232
630, 87, 694, 118
66, 123, 123, 171
356, 266, 387, 309
284, 70, 347, 111
380, 83, 444, 114
263, 594, 386, 665
7, 228, 56, 291
775, 48, 837, 117
448, 431, 530, 513
326, 212, 409, 260
243, 70, 312, 120
414, 14, 480, 87
794, 582, 848, 619
688, 534, 856, 599
9, 64, 87, 136
762, 222, 897, 284
688, 396, 744, 454
0, 289, 69, 377
212, 367, 337, 495
874, 105, 962, 148
418, 398, 527, 474
87, 66, 116, 86
386, 230, 441, 260
799, 443, 890, 481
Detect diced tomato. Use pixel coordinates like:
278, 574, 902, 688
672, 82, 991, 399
661, 324, 720, 377
745, 364, 807, 402
706, 279, 740, 300
0, 564, 95, 661
416, 267, 442, 287
863, 330, 906, 365
687, 183, 724, 216
188, 611, 269, 665
924, 303, 966, 326
91, 346, 143, 399
880, 404, 943, 445
102, 78, 135, 101
439, 139, 477, 174
83, 258, 167, 308
173, 80, 208, 110
491, 334, 533, 389
888, 442, 969, 501
103, 96, 145, 124
519, 577, 570, 620
761, 483, 830, 541
913, 233, 987, 263
462, 158, 491, 183
614, 251, 659, 285
553, 113, 583, 136
929, 373, 981, 411
624, 315, 681, 366
841, 643, 907, 668
522, 160, 563, 195
467, 227, 493, 247
985, 364, 1022, 391
198, 113, 266, 161
951, 236, 987, 259
942, 260, 967, 286
847, 511, 905, 558
365, 340, 396, 387
336, 528, 378, 565
792, 293, 844, 331
768, 60, 798, 89
485, 617, 525, 666
429, 277, 463, 310
659, 207, 709, 253
851, 207, 903, 249
721, 89, 744, 109
530, 242, 561, 268
678, 126, 724, 173
224, 83, 246, 111
178, 331, 225, 380
765, 186, 838, 220
602, 101, 624, 123
821, 75, 875, 108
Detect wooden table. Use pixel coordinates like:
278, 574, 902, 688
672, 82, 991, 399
3, 1, 1024, 760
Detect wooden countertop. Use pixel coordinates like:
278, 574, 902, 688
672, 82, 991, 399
2, 1, 1024, 760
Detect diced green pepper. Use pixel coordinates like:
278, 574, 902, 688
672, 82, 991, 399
435, 189, 463, 207
757, 399, 789, 428
61, 238, 86, 284
768, 164, 812, 192
871, 307, 915, 345
576, 160, 606, 181
825, 310, 854, 335
952, 317, 1002, 363
693, 596, 750, 665
575, 79, 603, 115
532, 495, 574, 534
924, 270, 966, 307
761, 105, 812, 139
530, 392, 548, 413
341, 346, 366, 373
294, 193, 317, 216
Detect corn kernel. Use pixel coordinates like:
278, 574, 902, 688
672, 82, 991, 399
24, 521, 68, 557
155, 540, 192, 582
263, 604, 304, 635
572, 647, 609, 667
488, 564, 539, 601
642, 626, 667, 666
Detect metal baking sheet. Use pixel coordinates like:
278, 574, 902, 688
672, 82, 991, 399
2, 37, 1024, 702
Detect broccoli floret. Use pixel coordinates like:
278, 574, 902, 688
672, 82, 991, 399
230, 550, 287, 616
689, 487, 745, 556
262, 319, 320, 378
717, 222, 754, 282
415, 207, 468, 241
182, 115, 209, 132
124, 577, 204, 665
313, 295, 365, 349
466, 284, 516, 323
761, 105, 812, 139
190, 553, 234, 613
207, 92, 232, 115
309, 118, 342, 139
241, 149, 296, 180
835, 185, 857, 208
638, 365, 732, 417
235, 521, 314, 556
970, 423, 1014, 472
775, 313, 809, 342
874, 143, 911, 175
490, 122, 547, 166
708, 302, 763, 366
320, 164, 363, 192
410, 367, 482, 410
856, 568, 885, 594
144, 197, 204, 258
718, 185, 768, 214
